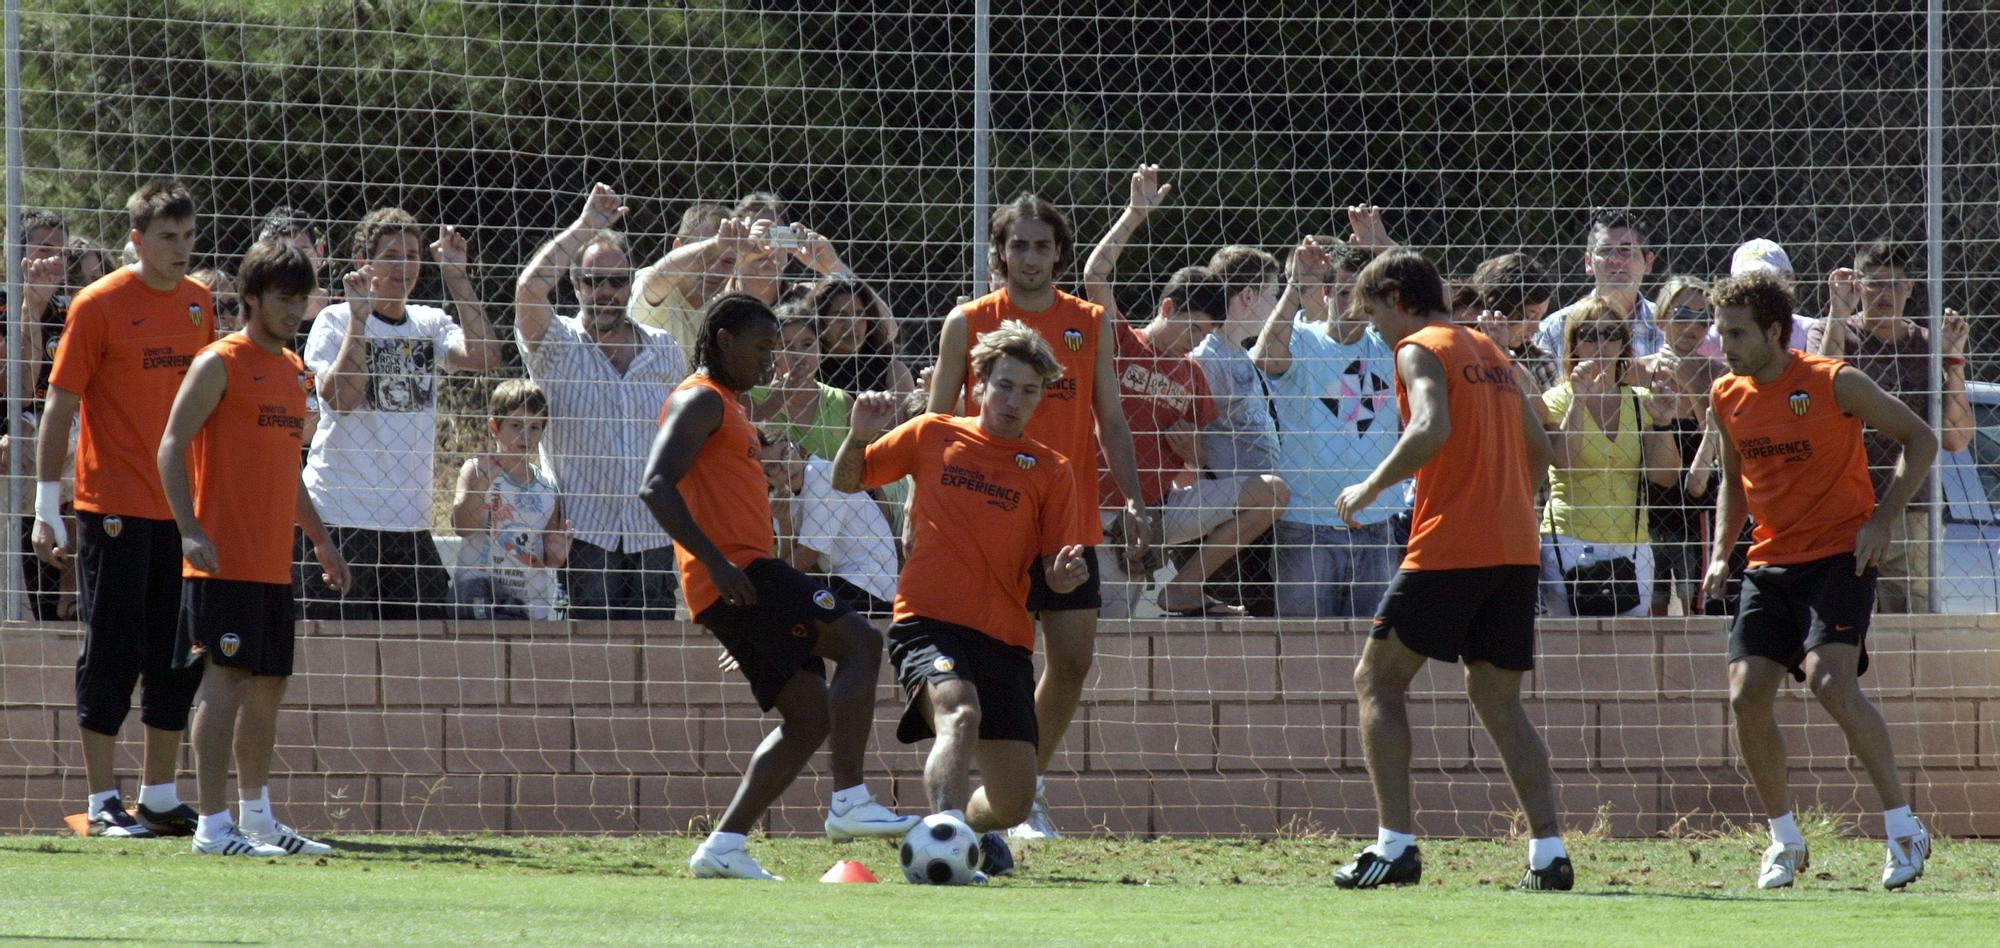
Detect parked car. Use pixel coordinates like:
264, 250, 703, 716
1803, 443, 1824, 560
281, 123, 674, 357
1937, 380, 2000, 613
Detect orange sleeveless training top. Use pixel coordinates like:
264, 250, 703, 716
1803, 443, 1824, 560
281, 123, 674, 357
1710, 351, 1874, 567
184, 335, 310, 584
956, 287, 1105, 545
666, 373, 774, 616
1395, 322, 1540, 570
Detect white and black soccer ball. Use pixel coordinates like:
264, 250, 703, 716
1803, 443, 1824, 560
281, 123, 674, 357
900, 813, 981, 885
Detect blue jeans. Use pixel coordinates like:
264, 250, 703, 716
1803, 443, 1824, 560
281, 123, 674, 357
1273, 519, 1399, 619
561, 539, 678, 620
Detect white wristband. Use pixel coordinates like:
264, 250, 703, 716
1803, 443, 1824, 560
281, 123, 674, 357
34, 481, 66, 547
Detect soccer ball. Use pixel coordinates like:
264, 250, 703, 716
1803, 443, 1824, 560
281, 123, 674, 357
900, 813, 982, 885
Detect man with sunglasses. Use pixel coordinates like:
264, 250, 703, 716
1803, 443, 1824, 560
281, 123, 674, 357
516, 183, 689, 619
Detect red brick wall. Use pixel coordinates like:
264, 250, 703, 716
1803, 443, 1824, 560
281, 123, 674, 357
3, 615, 1996, 838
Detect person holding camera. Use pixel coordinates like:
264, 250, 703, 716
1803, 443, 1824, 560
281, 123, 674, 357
1536, 298, 1682, 617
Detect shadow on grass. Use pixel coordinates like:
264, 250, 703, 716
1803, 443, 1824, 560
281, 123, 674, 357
0, 937, 258, 945
325, 839, 515, 859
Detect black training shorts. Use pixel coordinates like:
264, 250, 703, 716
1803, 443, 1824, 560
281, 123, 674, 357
1728, 551, 1875, 678
1027, 545, 1102, 613
889, 616, 1038, 746
1371, 565, 1541, 671
695, 558, 852, 712
175, 578, 298, 677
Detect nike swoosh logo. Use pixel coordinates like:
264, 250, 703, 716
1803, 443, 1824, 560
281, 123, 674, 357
1835, 624, 1854, 632
253, 375, 265, 381
130, 318, 145, 326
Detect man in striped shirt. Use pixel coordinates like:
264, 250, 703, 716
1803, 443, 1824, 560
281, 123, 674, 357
516, 183, 689, 619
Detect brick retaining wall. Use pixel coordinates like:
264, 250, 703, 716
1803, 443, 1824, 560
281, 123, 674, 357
3, 615, 1996, 838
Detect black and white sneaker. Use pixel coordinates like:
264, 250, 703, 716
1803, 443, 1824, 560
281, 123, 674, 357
193, 827, 288, 858
1520, 856, 1574, 891
1334, 844, 1422, 889
87, 798, 154, 839
243, 822, 333, 857
134, 802, 199, 837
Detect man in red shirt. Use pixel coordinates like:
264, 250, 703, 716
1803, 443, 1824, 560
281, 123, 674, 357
1079, 165, 1290, 617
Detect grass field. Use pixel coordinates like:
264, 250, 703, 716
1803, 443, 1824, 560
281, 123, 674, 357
3, 829, 1997, 945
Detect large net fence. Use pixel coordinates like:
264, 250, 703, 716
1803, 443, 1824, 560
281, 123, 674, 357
3, 2, 2000, 838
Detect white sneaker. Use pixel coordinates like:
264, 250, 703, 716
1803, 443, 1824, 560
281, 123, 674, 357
193, 827, 289, 858
1756, 842, 1809, 889
689, 844, 781, 880
243, 822, 333, 857
824, 799, 919, 842
1006, 784, 1060, 840
1883, 825, 1931, 890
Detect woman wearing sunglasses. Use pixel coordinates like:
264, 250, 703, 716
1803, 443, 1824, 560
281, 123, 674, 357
1537, 298, 1684, 616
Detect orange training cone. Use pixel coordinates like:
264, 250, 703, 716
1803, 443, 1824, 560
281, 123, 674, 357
820, 860, 879, 883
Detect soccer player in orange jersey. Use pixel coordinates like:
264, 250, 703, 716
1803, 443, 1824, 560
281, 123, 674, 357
926, 193, 1147, 839
640, 293, 913, 880
1699, 271, 1939, 890
158, 240, 351, 857
1330, 250, 1570, 891
32, 181, 214, 838
836, 320, 1089, 878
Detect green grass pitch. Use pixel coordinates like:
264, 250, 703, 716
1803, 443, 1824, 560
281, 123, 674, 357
2, 831, 1997, 945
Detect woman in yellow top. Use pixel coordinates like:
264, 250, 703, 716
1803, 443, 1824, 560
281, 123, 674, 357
1538, 298, 1682, 616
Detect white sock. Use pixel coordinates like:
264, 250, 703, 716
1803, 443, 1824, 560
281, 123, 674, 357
1035, 776, 1047, 796
1768, 812, 1805, 847
196, 810, 234, 840
1528, 836, 1567, 870
87, 788, 118, 816
702, 830, 747, 853
830, 784, 871, 814
137, 782, 180, 812
238, 787, 275, 831
1884, 805, 1922, 840
1372, 827, 1416, 859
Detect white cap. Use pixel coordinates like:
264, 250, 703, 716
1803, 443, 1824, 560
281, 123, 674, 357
1730, 238, 1794, 278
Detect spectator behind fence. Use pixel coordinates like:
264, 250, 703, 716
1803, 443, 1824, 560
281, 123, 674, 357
450, 379, 567, 620
1470, 252, 1558, 395
1191, 243, 1288, 615
1081, 165, 1290, 618
8, 208, 75, 621
1537, 298, 1682, 617
254, 207, 330, 348
300, 207, 501, 620
761, 431, 898, 615
750, 303, 851, 460
1634, 276, 1725, 614
515, 183, 686, 620
1258, 236, 1410, 619
630, 200, 731, 349
806, 276, 914, 395
66, 235, 111, 290
1692, 238, 1819, 359
1807, 240, 1975, 612
190, 268, 240, 334
1533, 208, 1664, 365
